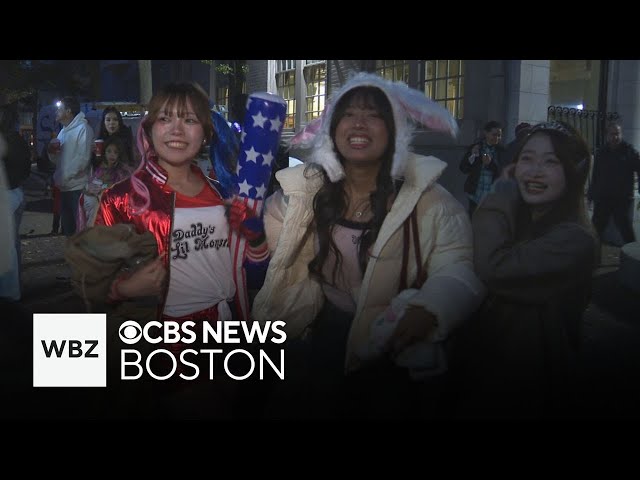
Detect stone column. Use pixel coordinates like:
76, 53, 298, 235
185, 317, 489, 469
504, 60, 550, 142
609, 60, 640, 149
138, 60, 152, 106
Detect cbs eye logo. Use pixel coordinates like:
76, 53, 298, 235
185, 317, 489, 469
119, 320, 142, 345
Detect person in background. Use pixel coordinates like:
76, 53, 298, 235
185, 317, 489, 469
77, 135, 132, 230
0, 135, 11, 271
448, 121, 599, 418
459, 120, 505, 217
253, 73, 486, 419
49, 96, 94, 236
503, 122, 532, 165
0, 133, 17, 299
0, 132, 35, 421
36, 136, 61, 235
51, 185, 61, 235
588, 120, 640, 245
94, 106, 137, 168
0, 105, 31, 300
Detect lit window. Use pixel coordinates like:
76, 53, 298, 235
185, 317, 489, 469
276, 60, 296, 130
375, 60, 410, 83
423, 60, 464, 120
304, 60, 326, 123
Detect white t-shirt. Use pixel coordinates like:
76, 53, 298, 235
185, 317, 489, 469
163, 185, 235, 317
318, 219, 371, 314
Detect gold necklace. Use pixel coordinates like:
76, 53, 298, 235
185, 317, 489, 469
348, 192, 372, 219
352, 202, 370, 219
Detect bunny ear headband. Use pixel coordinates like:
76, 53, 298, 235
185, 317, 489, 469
288, 72, 459, 182
384, 77, 459, 138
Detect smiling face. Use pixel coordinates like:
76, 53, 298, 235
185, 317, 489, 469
151, 98, 204, 169
332, 88, 391, 169
515, 132, 567, 207
334, 105, 389, 167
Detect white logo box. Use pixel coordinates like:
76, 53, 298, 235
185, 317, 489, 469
33, 313, 107, 387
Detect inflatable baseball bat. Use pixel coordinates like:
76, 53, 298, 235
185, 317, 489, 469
228, 92, 287, 320
233, 92, 287, 215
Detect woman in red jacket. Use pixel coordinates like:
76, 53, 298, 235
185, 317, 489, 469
93, 82, 268, 417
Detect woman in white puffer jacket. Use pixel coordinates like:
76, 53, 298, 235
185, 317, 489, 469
252, 73, 486, 418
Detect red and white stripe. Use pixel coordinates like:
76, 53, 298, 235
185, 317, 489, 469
230, 196, 264, 320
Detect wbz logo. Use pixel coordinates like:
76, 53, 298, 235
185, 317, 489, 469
41, 339, 99, 358
33, 314, 106, 387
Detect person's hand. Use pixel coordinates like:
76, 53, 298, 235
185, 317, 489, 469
500, 163, 516, 180
47, 138, 61, 155
227, 196, 264, 242
481, 153, 492, 166
116, 256, 166, 298
387, 305, 438, 357
471, 144, 480, 156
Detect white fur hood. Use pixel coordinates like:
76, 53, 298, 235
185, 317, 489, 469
293, 72, 458, 183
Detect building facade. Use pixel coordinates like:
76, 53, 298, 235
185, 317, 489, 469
99, 59, 640, 208
224, 59, 638, 206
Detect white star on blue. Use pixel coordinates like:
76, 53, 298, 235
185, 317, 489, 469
233, 93, 287, 199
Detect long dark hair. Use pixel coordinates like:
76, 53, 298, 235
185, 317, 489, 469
308, 86, 397, 285
98, 106, 126, 138
97, 106, 135, 167
512, 121, 593, 238
102, 135, 130, 168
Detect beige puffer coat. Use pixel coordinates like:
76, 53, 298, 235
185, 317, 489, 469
253, 154, 486, 374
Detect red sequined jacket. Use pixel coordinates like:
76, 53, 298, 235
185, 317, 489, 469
94, 158, 269, 320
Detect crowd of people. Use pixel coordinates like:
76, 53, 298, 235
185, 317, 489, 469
1, 72, 639, 420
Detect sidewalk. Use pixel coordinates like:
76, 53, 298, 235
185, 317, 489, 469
19, 166, 83, 312
14, 165, 640, 418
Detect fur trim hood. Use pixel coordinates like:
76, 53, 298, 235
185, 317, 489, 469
291, 72, 459, 182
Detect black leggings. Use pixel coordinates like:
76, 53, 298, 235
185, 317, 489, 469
592, 197, 636, 244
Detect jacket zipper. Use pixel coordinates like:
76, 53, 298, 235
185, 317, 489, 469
156, 191, 175, 320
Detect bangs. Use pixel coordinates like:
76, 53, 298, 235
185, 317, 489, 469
343, 87, 387, 111
331, 86, 394, 132
161, 92, 192, 118
144, 81, 214, 142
